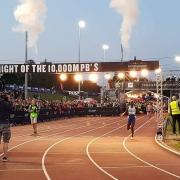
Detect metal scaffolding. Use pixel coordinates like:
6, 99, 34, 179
156, 71, 164, 135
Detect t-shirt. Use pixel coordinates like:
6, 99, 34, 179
29, 105, 38, 118
128, 106, 136, 115
0, 99, 12, 124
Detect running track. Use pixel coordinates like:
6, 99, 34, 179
0, 116, 179, 180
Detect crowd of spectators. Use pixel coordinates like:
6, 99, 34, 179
0, 87, 170, 127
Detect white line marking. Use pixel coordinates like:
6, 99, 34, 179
42, 118, 125, 180
155, 136, 180, 156
86, 125, 125, 180
102, 165, 151, 169
89, 151, 128, 154
0, 117, 118, 158
123, 119, 180, 179
12, 117, 110, 138
86, 116, 145, 180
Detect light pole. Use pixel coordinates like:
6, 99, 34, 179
102, 44, 109, 90
78, 20, 86, 99
102, 44, 109, 62
25, 31, 28, 99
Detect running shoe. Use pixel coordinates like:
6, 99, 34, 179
2, 157, 8, 162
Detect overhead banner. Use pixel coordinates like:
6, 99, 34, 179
0, 60, 159, 74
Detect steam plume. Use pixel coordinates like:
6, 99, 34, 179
110, 0, 139, 48
13, 0, 47, 47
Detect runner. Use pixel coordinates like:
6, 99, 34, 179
29, 99, 39, 135
122, 101, 136, 139
146, 102, 153, 120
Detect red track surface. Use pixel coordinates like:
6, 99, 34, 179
0, 116, 179, 180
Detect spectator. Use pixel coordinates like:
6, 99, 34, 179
0, 94, 13, 162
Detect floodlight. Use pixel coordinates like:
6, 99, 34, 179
59, 74, 67, 81
141, 69, 149, 77
89, 74, 98, 83
102, 44, 109, 50
175, 56, 180, 62
74, 74, 82, 82
118, 72, 125, 79
129, 70, 137, 78
78, 20, 86, 29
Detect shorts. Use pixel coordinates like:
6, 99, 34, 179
30, 116, 37, 124
128, 115, 136, 127
0, 124, 11, 143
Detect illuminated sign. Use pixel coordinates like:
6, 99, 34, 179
0, 60, 159, 74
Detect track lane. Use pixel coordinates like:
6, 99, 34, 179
1, 115, 179, 180
123, 117, 180, 180
1, 116, 112, 154
0, 116, 120, 180
42, 116, 126, 180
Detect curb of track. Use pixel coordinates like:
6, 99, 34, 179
155, 135, 180, 156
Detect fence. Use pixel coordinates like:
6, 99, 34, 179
9, 106, 124, 126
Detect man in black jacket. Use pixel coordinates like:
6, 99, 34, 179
0, 94, 12, 162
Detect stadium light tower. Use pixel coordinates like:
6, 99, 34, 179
78, 20, 86, 63
175, 56, 180, 62
78, 20, 86, 99
102, 44, 109, 61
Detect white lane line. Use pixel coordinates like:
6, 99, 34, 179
12, 117, 108, 138
155, 136, 180, 156
0, 117, 119, 158
42, 118, 125, 180
89, 151, 128, 154
102, 165, 151, 169
123, 119, 180, 179
86, 116, 145, 180
86, 125, 125, 180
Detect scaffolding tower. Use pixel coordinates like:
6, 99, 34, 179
156, 71, 164, 136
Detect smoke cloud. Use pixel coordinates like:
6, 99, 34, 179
13, 0, 47, 47
110, 0, 139, 48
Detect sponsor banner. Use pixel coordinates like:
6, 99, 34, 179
0, 63, 99, 74
0, 60, 159, 74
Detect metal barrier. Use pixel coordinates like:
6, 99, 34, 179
9, 107, 122, 125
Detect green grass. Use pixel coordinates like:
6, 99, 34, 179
164, 116, 180, 152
